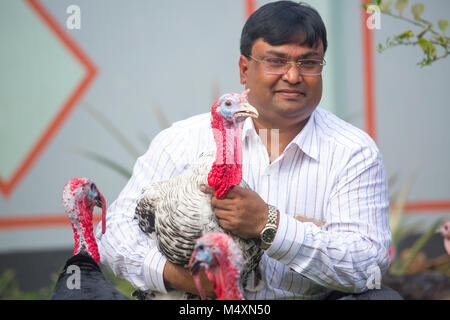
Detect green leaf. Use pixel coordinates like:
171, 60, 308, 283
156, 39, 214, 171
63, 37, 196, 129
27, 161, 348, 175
395, 0, 408, 15
432, 34, 449, 49
389, 172, 417, 242
411, 3, 425, 21
377, 43, 384, 53
394, 30, 414, 40
392, 220, 422, 248
390, 219, 444, 275
438, 19, 449, 32
363, 2, 378, 10
418, 37, 437, 58
380, 0, 393, 13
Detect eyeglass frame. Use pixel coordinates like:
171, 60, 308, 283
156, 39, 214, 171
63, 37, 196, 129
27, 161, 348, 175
245, 55, 326, 76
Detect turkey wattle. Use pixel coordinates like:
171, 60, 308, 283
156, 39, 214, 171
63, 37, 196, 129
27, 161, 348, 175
51, 177, 128, 300
189, 232, 243, 300
134, 89, 264, 292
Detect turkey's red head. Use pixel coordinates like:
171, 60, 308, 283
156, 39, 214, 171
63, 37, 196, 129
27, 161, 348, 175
62, 177, 106, 263
440, 221, 450, 239
188, 232, 243, 300
208, 89, 258, 199
63, 177, 106, 234
441, 221, 450, 255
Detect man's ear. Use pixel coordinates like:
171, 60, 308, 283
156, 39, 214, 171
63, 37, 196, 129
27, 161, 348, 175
239, 55, 249, 85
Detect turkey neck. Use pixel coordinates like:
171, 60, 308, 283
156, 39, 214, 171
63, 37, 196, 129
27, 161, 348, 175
71, 198, 100, 264
208, 114, 244, 200
206, 246, 243, 300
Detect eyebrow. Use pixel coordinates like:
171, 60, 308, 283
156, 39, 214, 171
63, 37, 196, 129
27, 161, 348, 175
265, 50, 322, 59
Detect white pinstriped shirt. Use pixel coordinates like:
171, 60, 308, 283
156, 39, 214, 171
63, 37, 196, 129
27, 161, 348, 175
95, 106, 391, 299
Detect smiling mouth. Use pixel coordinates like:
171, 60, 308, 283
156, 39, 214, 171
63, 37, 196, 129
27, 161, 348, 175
276, 91, 306, 98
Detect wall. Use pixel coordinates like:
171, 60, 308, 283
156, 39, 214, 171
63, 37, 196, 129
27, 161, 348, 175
0, 0, 449, 255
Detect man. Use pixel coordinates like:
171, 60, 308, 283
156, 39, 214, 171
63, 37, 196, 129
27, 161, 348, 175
96, 1, 401, 299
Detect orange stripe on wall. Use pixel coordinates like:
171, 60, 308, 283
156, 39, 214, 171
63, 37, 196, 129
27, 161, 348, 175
404, 201, 450, 212
361, 0, 377, 142
0, 214, 102, 230
245, 0, 256, 20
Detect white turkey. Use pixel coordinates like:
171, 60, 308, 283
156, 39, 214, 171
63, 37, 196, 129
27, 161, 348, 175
134, 89, 264, 297
189, 232, 244, 300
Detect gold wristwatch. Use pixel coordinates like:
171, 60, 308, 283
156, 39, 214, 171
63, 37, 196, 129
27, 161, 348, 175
260, 205, 278, 250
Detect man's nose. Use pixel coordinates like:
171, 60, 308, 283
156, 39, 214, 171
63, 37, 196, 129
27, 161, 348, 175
282, 64, 303, 84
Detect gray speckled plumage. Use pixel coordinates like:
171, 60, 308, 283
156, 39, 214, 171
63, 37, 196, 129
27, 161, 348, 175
134, 152, 264, 292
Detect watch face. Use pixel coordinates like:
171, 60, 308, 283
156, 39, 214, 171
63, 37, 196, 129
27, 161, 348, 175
262, 227, 276, 243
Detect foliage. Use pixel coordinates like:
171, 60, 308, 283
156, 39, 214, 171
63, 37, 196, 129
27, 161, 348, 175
387, 173, 450, 276
364, 0, 449, 67
389, 219, 446, 275
102, 267, 136, 299
0, 269, 53, 300
388, 172, 421, 249
0, 267, 135, 300
74, 98, 175, 179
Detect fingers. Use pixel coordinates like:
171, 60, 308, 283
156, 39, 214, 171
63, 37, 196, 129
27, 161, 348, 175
210, 197, 235, 210
200, 184, 244, 199
200, 184, 215, 194
214, 208, 233, 220
215, 210, 252, 239
214, 209, 235, 232
200, 184, 232, 207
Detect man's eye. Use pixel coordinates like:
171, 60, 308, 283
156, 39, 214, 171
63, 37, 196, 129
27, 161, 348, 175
265, 58, 285, 65
302, 60, 319, 65
301, 60, 320, 68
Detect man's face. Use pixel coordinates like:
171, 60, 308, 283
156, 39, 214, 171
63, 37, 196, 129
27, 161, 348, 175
239, 39, 324, 126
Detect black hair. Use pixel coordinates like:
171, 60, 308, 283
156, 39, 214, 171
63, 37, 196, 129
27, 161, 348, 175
240, 1, 328, 56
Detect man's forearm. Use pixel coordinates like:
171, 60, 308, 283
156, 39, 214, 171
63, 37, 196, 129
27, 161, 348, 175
163, 261, 217, 298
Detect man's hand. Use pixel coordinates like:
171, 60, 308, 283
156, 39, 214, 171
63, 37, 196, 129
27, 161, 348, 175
200, 184, 268, 239
163, 261, 216, 298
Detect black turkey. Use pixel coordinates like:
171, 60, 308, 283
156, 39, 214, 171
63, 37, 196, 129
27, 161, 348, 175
51, 177, 128, 300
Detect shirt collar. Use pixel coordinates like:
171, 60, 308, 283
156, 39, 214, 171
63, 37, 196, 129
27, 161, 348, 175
242, 116, 257, 140
241, 109, 319, 161
290, 109, 319, 161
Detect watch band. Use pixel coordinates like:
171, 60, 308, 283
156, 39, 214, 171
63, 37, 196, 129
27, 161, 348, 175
260, 205, 278, 249
267, 205, 278, 227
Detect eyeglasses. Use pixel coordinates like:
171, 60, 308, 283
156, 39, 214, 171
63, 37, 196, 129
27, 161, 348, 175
246, 55, 326, 76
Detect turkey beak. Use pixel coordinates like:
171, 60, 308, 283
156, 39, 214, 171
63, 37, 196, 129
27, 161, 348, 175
95, 195, 102, 208
189, 257, 200, 275
189, 247, 211, 300
89, 184, 107, 235
189, 246, 211, 274
88, 185, 103, 209
232, 102, 258, 120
